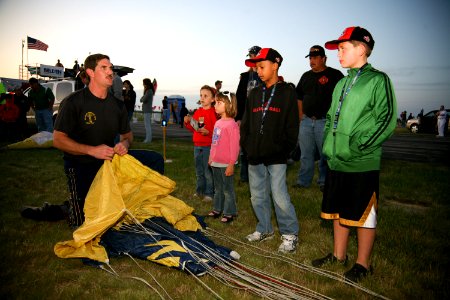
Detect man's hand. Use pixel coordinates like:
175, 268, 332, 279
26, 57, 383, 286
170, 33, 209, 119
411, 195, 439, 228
89, 145, 116, 160
114, 140, 129, 156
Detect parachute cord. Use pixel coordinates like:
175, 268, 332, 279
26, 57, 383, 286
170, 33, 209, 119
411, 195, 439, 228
206, 227, 391, 300
138, 217, 330, 299
99, 263, 118, 277
98, 257, 166, 300
124, 253, 173, 300
126, 276, 166, 300
122, 209, 225, 300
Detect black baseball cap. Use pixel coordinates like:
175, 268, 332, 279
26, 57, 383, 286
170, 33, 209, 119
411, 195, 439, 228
305, 45, 325, 58
245, 48, 283, 67
247, 45, 261, 56
325, 26, 375, 50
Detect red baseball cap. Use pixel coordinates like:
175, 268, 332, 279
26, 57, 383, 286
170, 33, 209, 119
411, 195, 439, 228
245, 48, 283, 67
325, 26, 375, 50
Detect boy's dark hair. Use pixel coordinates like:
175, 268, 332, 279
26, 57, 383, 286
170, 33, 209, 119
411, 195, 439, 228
84, 54, 110, 73
29, 77, 38, 84
245, 48, 283, 68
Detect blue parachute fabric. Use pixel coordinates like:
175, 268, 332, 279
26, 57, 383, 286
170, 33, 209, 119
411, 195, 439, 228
142, 216, 234, 259
99, 216, 233, 275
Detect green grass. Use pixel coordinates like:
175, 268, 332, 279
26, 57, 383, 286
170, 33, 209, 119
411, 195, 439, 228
0, 137, 449, 299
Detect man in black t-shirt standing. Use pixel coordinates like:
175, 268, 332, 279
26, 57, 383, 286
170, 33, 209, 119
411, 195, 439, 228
294, 45, 344, 191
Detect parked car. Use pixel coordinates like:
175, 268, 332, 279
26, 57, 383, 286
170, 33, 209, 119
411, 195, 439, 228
406, 109, 450, 134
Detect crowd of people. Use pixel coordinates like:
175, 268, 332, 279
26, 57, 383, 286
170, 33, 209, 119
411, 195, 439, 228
177, 26, 399, 282
12, 25, 450, 284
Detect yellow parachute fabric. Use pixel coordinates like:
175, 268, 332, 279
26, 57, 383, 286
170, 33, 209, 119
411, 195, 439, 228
6, 131, 53, 149
54, 154, 202, 263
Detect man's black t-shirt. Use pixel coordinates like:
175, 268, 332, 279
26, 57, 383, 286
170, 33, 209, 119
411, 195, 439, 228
54, 87, 130, 164
296, 67, 344, 119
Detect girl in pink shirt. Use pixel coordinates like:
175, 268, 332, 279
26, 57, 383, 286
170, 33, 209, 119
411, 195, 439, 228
207, 91, 240, 223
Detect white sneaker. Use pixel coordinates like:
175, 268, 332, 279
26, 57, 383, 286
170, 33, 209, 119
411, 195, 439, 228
278, 234, 298, 253
246, 231, 274, 242
203, 196, 213, 202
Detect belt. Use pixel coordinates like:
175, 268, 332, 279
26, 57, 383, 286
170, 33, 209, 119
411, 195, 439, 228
305, 115, 324, 120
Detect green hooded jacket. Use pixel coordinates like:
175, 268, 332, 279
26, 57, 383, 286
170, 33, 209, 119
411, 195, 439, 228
323, 64, 397, 172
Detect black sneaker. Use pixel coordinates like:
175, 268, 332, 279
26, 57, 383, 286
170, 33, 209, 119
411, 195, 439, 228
344, 263, 373, 282
312, 253, 348, 267
20, 202, 67, 222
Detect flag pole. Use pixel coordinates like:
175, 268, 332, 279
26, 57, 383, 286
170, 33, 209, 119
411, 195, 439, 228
26, 36, 29, 74
21, 39, 24, 79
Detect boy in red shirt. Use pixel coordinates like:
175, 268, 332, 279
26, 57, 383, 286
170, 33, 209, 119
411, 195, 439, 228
184, 85, 217, 201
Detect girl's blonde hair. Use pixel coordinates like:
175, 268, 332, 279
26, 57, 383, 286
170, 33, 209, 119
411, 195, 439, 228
215, 91, 237, 118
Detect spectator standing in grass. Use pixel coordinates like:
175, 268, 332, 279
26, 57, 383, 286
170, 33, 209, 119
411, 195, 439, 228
28, 77, 55, 132
436, 105, 446, 137
207, 91, 240, 223
140, 78, 154, 143
123, 80, 136, 122
240, 48, 300, 253
14, 88, 31, 139
235, 45, 263, 183
312, 27, 397, 282
179, 102, 189, 128
215, 80, 222, 94
110, 72, 124, 101
162, 96, 170, 123
184, 85, 217, 202
293, 45, 343, 191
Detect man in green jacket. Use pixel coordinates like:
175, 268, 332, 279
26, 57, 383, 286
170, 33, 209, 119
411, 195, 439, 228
28, 77, 55, 132
311, 26, 397, 282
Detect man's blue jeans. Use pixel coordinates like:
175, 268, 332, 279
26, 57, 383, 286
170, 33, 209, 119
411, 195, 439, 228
194, 146, 213, 198
35, 109, 53, 132
297, 117, 327, 187
248, 163, 299, 235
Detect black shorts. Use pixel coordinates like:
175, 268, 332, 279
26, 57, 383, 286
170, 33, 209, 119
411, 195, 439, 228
321, 169, 379, 228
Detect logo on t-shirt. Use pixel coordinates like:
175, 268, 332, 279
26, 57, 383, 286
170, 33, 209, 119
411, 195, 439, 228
85, 112, 96, 125
212, 127, 221, 145
318, 76, 329, 85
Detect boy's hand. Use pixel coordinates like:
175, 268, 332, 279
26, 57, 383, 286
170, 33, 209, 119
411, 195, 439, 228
184, 115, 191, 123
198, 128, 209, 135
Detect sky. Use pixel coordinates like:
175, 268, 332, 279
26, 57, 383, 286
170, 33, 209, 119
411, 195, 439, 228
0, 0, 449, 114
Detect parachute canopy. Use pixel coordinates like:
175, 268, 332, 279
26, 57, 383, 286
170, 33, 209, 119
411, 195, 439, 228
54, 154, 234, 275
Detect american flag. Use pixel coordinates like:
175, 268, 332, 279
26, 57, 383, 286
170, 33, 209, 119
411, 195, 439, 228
27, 36, 48, 51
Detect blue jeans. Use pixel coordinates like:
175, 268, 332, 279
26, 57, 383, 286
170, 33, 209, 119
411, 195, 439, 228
297, 117, 327, 187
163, 109, 170, 122
35, 109, 53, 132
239, 148, 249, 182
212, 166, 237, 216
143, 113, 152, 142
248, 164, 299, 235
194, 146, 213, 197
